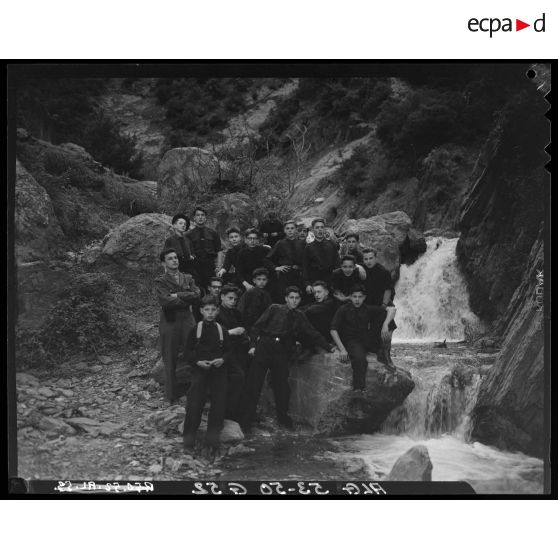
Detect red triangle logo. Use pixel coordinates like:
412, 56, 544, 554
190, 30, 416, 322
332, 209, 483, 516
516, 19, 530, 31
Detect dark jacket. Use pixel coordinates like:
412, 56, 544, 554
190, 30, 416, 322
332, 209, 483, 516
236, 245, 274, 284
186, 226, 222, 260
154, 272, 200, 322
331, 268, 362, 296
250, 303, 333, 352
163, 234, 194, 274
185, 320, 231, 365
303, 297, 339, 341
237, 287, 272, 330
303, 239, 340, 286
267, 238, 305, 268
216, 305, 249, 351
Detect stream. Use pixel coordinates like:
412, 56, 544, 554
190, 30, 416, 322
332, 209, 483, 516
224, 237, 544, 494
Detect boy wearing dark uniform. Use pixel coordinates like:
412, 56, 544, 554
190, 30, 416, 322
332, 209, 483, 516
237, 268, 273, 331
216, 285, 249, 421
362, 248, 397, 368
303, 281, 339, 341
185, 207, 223, 292
267, 220, 305, 301
217, 227, 244, 289
340, 233, 364, 265
240, 286, 336, 431
183, 296, 231, 455
303, 218, 340, 296
330, 284, 396, 390
236, 228, 275, 292
163, 214, 197, 278
331, 255, 362, 303
154, 249, 201, 403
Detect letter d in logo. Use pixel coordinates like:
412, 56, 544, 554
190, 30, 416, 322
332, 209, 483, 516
534, 13, 545, 32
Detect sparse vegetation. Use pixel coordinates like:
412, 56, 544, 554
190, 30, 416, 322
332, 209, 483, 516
16, 272, 142, 368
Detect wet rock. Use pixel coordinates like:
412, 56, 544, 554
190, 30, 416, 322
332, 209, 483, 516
271, 351, 414, 435
387, 445, 433, 481
399, 228, 427, 265
157, 147, 220, 211
101, 213, 172, 270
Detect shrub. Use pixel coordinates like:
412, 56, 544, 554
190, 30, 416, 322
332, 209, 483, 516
23, 272, 142, 365
43, 148, 74, 175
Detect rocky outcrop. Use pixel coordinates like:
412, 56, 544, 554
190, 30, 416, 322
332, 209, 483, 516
15, 159, 64, 262
277, 351, 414, 434
387, 445, 433, 481
101, 213, 171, 270
470, 232, 544, 457
457, 106, 546, 323
338, 211, 413, 272
157, 147, 220, 212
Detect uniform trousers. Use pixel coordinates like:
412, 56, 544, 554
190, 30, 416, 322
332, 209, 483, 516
183, 365, 228, 448
240, 337, 292, 427
159, 309, 195, 402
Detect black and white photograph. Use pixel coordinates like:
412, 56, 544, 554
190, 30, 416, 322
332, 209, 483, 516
8, 63, 550, 496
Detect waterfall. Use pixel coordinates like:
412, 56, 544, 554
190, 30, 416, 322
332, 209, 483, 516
393, 237, 481, 343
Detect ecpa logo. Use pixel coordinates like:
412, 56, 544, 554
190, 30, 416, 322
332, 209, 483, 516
468, 13, 546, 37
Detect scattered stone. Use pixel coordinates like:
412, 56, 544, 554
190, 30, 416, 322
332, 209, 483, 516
127, 369, 151, 379
220, 420, 244, 444
16, 372, 39, 386
37, 387, 55, 398
148, 463, 163, 474
227, 444, 255, 456
145, 407, 186, 435
387, 445, 433, 481
98, 355, 112, 365
74, 362, 89, 371
89, 365, 104, 373
58, 389, 74, 397
28, 412, 77, 436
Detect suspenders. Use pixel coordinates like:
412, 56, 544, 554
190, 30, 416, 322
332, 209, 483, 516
196, 321, 224, 348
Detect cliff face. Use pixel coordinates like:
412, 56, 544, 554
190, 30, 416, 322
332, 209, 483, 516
470, 231, 544, 456
456, 97, 547, 323
459, 86, 548, 457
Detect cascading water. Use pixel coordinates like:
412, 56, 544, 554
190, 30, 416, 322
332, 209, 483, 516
329, 236, 544, 494
393, 237, 481, 343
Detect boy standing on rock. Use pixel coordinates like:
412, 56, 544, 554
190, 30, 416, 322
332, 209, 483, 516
183, 296, 231, 456
240, 286, 336, 432
163, 213, 197, 278
154, 248, 201, 404
330, 284, 396, 390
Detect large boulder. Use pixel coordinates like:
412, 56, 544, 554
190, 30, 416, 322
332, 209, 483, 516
157, 147, 220, 211
470, 233, 544, 457
208, 193, 258, 238
101, 213, 171, 270
15, 159, 64, 262
387, 445, 433, 481
277, 351, 414, 434
338, 211, 413, 272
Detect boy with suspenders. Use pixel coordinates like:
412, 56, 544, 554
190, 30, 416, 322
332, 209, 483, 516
182, 296, 231, 456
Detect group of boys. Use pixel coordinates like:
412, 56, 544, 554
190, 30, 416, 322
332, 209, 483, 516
154, 207, 397, 456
